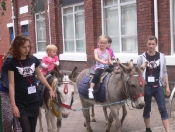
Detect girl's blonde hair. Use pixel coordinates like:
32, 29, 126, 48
46, 44, 57, 53
97, 35, 108, 42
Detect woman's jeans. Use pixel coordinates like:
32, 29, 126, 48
143, 85, 169, 120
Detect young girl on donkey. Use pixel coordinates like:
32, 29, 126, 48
88, 35, 113, 99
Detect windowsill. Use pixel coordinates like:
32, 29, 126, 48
59, 53, 87, 61
33, 52, 47, 59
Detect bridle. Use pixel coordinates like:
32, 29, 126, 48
52, 81, 74, 110
122, 73, 144, 100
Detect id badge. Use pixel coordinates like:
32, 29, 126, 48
28, 86, 36, 94
148, 76, 155, 82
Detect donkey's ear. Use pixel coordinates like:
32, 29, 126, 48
69, 67, 78, 82
119, 63, 132, 74
140, 61, 148, 71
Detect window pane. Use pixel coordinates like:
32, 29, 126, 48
38, 42, 46, 51
63, 7, 73, 14
75, 13, 85, 39
76, 40, 86, 52
37, 21, 46, 41
105, 7, 119, 37
75, 5, 84, 12
111, 37, 120, 52
121, 4, 137, 35
36, 13, 45, 20
64, 15, 74, 39
120, 0, 134, 3
122, 37, 137, 52
65, 41, 74, 52
104, 0, 117, 6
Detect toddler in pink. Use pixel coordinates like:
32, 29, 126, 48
40, 44, 59, 75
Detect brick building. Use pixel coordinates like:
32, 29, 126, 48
0, 0, 175, 87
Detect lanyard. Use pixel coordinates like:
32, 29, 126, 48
148, 54, 156, 76
18, 59, 32, 86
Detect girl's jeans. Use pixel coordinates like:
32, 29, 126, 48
143, 85, 169, 120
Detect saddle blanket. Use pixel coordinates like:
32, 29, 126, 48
78, 74, 111, 103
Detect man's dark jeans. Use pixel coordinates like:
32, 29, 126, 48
143, 85, 169, 120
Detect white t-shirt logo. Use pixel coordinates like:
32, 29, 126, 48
16, 63, 35, 77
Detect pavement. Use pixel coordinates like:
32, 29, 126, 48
36, 89, 175, 132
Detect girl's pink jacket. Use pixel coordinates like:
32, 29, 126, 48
40, 55, 59, 75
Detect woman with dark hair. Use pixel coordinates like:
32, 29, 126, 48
0, 43, 22, 132
7, 34, 55, 132
137, 35, 170, 132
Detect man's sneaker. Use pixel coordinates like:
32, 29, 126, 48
88, 88, 94, 99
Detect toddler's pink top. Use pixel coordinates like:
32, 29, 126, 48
40, 55, 59, 75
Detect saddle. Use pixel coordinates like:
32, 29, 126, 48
86, 65, 113, 93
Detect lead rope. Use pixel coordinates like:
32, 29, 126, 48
71, 100, 126, 111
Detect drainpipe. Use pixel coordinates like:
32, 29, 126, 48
154, 0, 158, 51
11, 1, 15, 38
47, 0, 51, 44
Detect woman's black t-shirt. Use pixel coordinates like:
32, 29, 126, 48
145, 52, 160, 86
7, 56, 40, 116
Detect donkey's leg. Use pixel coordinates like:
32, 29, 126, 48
103, 106, 108, 124
120, 104, 127, 125
80, 97, 93, 132
45, 110, 52, 132
109, 105, 122, 132
91, 105, 96, 122
105, 112, 113, 132
38, 108, 43, 132
56, 116, 62, 132
49, 111, 57, 132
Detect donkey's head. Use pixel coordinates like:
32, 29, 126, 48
53, 67, 78, 118
117, 59, 147, 109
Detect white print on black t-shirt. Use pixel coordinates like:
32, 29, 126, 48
147, 59, 160, 69
16, 63, 35, 77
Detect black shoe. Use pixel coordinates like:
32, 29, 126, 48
145, 128, 152, 132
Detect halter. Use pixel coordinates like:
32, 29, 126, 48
50, 81, 73, 113
123, 74, 144, 100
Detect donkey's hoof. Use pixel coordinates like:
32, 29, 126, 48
91, 119, 96, 122
84, 122, 86, 127
87, 129, 93, 132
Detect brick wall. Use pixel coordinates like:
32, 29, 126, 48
137, 0, 155, 55
0, 0, 12, 55
158, 0, 171, 55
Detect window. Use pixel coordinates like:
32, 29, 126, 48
9, 27, 14, 42
35, 12, 46, 52
102, 0, 137, 53
22, 25, 29, 36
62, 4, 86, 53
173, 0, 175, 52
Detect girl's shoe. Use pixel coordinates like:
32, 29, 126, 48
88, 88, 94, 99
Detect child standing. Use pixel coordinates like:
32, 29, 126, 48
88, 35, 113, 99
106, 36, 115, 60
40, 44, 59, 76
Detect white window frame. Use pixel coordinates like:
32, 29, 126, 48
60, 2, 87, 61
33, 12, 47, 59
101, 0, 137, 54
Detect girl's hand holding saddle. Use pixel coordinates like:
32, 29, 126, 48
49, 89, 55, 100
